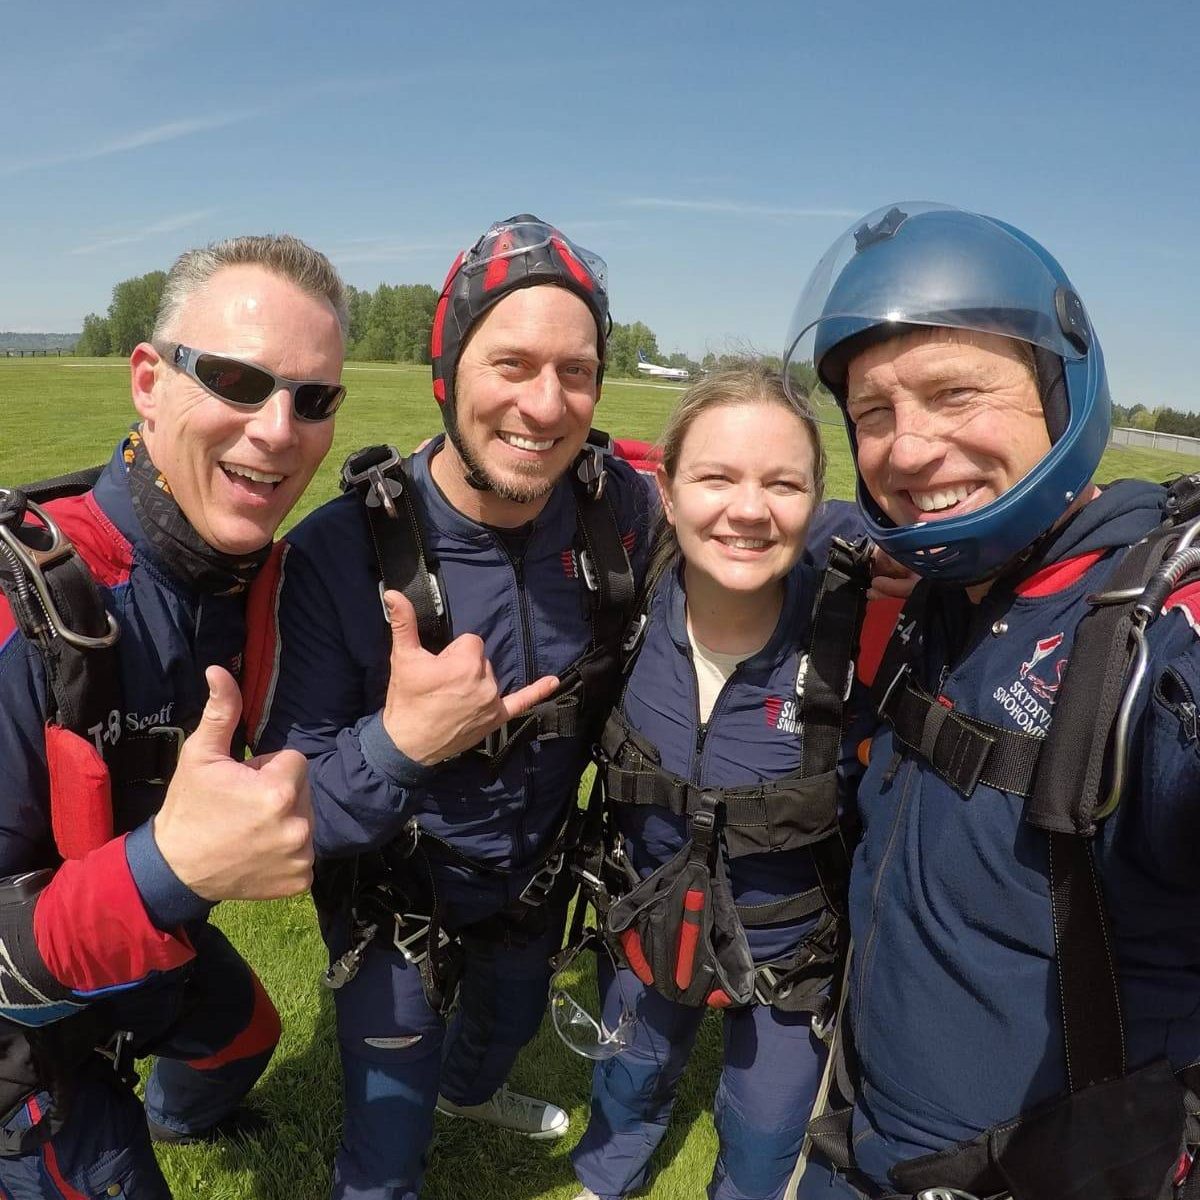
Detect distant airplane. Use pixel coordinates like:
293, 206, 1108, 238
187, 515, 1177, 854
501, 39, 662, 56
636, 349, 690, 382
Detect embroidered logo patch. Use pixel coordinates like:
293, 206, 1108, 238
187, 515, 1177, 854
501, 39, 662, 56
764, 696, 800, 734
991, 632, 1066, 736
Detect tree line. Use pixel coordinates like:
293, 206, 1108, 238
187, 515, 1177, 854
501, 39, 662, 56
72, 271, 702, 378
1112, 402, 1200, 439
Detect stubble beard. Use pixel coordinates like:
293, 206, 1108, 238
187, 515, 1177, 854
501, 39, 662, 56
447, 421, 560, 505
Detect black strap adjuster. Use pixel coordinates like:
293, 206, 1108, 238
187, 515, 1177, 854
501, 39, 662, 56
340, 445, 403, 519
575, 445, 607, 501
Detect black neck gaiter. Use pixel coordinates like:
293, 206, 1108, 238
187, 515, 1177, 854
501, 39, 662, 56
123, 428, 270, 595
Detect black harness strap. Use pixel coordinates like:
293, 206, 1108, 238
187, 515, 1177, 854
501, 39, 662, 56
18, 468, 105, 507
801, 538, 872, 776
600, 711, 841, 862
1023, 529, 1189, 1096
878, 665, 1044, 799
341, 446, 449, 652
1024, 533, 1169, 836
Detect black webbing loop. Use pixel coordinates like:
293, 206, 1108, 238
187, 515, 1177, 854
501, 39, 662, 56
19, 466, 104, 507
878, 665, 1044, 799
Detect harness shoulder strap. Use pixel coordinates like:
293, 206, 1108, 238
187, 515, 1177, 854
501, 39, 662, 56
568, 432, 637, 643
799, 536, 872, 778
0, 477, 126, 859
341, 445, 449, 652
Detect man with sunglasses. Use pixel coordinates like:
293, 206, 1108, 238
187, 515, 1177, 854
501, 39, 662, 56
246, 215, 655, 1200
0, 234, 345, 1197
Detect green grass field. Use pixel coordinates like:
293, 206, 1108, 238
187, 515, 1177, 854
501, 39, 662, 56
1, 357, 1197, 1199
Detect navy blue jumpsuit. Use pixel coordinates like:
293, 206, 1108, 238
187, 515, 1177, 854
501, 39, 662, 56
0, 445, 281, 1199
246, 438, 653, 1200
573, 556, 862, 1200
798, 481, 1200, 1196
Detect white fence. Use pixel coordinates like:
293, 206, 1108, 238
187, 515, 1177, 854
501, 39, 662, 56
1108, 425, 1200, 458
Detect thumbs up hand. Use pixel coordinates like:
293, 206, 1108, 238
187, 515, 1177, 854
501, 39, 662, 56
152, 666, 315, 901
381, 590, 560, 766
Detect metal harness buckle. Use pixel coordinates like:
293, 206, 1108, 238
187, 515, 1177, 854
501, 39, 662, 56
96, 1029, 138, 1086
478, 713, 534, 761
518, 851, 566, 907
145, 726, 185, 785
341, 447, 403, 520
575, 445, 607, 501
392, 912, 451, 966
0, 490, 120, 651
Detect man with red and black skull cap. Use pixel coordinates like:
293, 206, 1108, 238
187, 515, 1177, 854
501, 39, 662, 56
244, 215, 654, 1200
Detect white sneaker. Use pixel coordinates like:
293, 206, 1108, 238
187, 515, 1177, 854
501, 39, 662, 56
570, 1190, 601, 1200
435, 1085, 569, 1140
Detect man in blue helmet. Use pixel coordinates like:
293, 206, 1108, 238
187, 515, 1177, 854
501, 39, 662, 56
784, 203, 1200, 1200
244, 215, 657, 1200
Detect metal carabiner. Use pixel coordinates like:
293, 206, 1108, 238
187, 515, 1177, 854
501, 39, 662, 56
0, 491, 119, 651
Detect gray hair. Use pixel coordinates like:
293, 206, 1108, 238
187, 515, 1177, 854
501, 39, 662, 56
152, 234, 349, 342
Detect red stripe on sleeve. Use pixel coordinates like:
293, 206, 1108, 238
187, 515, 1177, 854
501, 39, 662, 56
32, 837, 195, 994
185, 971, 280, 1070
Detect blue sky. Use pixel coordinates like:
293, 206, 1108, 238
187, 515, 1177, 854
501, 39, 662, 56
3, 0, 1197, 409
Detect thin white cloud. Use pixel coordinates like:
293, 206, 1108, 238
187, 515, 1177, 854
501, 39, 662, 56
621, 197, 860, 219
1, 108, 265, 177
329, 216, 633, 268
69, 209, 219, 256
328, 239, 448, 266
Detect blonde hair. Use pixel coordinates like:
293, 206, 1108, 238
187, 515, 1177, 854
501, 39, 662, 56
649, 362, 826, 583
152, 234, 349, 341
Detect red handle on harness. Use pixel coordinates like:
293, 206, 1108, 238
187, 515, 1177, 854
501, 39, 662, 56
675, 889, 705, 989
619, 929, 655, 986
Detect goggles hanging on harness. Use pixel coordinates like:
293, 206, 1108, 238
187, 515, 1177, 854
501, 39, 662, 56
548, 932, 637, 1061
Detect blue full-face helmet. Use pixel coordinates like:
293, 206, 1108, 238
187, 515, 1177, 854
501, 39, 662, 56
782, 202, 1111, 583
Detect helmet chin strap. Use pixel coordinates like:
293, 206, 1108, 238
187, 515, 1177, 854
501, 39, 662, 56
443, 417, 496, 493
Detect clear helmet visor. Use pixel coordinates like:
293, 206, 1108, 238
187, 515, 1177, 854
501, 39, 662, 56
782, 202, 1091, 428
461, 219, 608, 293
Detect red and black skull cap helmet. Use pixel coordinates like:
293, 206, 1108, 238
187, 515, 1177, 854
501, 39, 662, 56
429, 214, 611, 431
